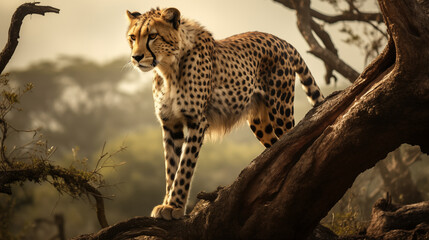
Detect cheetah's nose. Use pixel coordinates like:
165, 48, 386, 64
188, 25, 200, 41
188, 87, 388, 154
132, 54, 144, 62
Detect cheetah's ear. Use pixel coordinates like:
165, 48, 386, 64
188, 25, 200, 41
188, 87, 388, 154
161, 8, 180, 30
126, 10, 141, 22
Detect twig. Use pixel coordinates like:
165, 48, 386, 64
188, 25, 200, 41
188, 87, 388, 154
365, 20, 389, 38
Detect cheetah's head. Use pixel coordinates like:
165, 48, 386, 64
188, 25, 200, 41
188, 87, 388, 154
126, 8, 181, 72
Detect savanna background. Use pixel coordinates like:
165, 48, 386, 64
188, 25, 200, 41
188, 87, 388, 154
1, 0, 428, 239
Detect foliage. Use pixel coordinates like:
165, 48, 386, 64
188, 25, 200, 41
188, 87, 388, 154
1, 74, 100, 192
323, 210, 367, 236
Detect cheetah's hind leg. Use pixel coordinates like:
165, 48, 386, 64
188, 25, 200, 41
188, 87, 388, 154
247, 108, 279, 148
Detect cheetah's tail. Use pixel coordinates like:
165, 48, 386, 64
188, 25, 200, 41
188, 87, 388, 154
291, 50, 324, 106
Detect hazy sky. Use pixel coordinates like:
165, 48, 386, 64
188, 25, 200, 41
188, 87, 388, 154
0, 0, 365, 86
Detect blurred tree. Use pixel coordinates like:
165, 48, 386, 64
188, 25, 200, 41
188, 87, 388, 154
376, 145, 424, 204
9, 56, 158, 157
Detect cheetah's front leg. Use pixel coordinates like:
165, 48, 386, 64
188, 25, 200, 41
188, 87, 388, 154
150, 121, 184, 219
151, 119, 207, 220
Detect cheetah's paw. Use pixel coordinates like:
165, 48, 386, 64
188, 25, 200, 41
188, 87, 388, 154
150, 204, 184, 220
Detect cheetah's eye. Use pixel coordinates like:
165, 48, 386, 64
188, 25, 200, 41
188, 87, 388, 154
129, 34, 136, 41
148, 33, 158, 40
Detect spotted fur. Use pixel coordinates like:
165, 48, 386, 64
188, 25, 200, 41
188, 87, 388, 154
126, 7, 324, 220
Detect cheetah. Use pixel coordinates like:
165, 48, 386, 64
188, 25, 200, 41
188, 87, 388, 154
126, 7, 324, 220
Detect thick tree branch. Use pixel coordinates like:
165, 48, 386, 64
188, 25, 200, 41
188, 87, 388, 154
0, 2, 59, 74
236, 0, 429, 237
310, 20, 338, 84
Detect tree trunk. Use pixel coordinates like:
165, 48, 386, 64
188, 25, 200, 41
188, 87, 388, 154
73, 0, 429, 239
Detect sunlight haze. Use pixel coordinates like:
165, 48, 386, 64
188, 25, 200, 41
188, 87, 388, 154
0, 0, 363, 86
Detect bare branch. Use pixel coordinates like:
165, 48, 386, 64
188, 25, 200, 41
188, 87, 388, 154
310, 19, 339, 84
365, 20, 389, 39
0, 2, 60, 74
274, 0, 383, 23
313, 9, 382, 23
291, 0, 360, 82
273, 0, 389, 83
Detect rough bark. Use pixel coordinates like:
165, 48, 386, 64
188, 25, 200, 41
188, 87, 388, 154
366, 198, 429, 239
72, 0, 429, 239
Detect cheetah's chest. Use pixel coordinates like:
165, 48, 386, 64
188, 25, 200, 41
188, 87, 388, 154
153, 86, 183, 121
